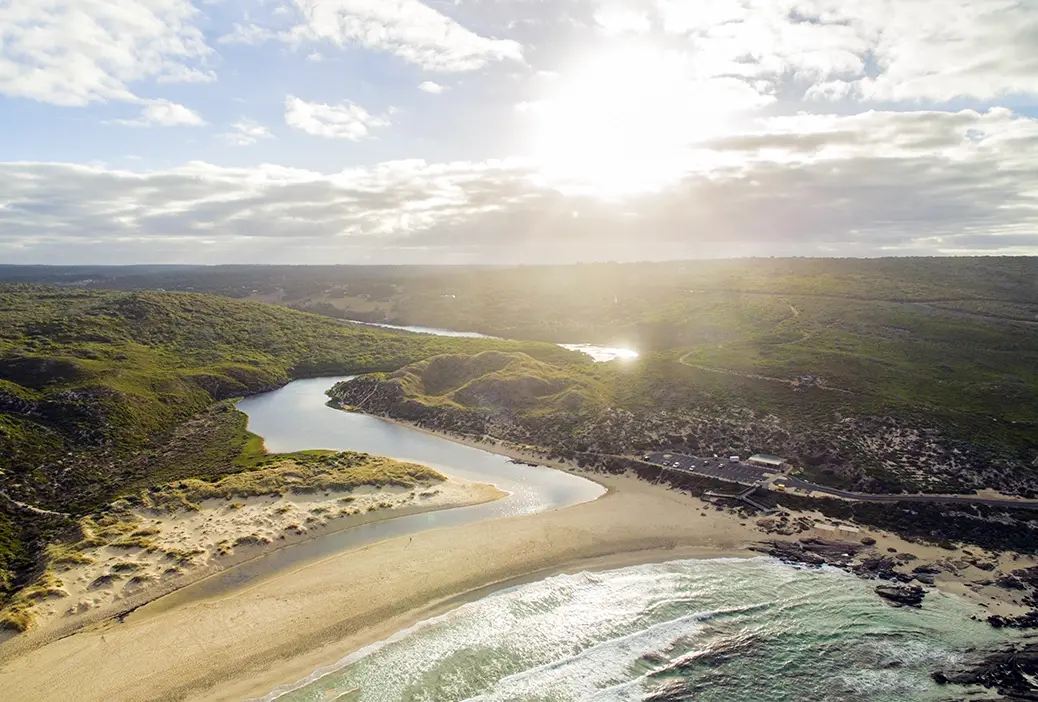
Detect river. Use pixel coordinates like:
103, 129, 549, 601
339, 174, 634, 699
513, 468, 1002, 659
349, 320, 639, 362
133, 377, 603, 612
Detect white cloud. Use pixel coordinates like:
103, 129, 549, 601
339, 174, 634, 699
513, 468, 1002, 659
217, 23, 276, 46
220, 119, 273, 146
652, 0, 1038, 103
112, 100, 205, 127
284, 95, 390, 140
281, 0, 524, 71
0, 0, 212, 107
3, 109, 1037, 263
419, 81, 446, 94
594, 1, 651, 34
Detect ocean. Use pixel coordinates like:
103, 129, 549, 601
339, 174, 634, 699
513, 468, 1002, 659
257, 557, 1010, 702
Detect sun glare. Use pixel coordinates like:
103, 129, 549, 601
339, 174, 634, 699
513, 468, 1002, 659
528, 45, 736, 196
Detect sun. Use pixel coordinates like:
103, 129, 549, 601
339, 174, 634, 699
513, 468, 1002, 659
527, 45, 736, 196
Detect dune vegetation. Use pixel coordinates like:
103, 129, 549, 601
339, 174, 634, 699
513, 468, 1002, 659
0, 285, 579, 603
0, 448, 444, 632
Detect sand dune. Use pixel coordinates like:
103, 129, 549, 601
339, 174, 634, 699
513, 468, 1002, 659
0, 477, 503, 647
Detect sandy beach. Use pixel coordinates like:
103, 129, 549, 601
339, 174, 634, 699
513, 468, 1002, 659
0, 474, 503, 652
0, 447, 1033, 702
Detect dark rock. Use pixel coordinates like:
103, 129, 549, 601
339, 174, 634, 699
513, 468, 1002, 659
914, 573, 936, 585
861, 536, 877, 546
854, 557, 899, 580
750, 538, 861, 569
987, 611, 1038, 629
875, 584, 926, 607
997, 575, 1027, 590
931, 641, 1038, 698
913, 564, 942, 575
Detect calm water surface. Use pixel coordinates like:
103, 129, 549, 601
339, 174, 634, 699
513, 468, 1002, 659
348, 320, 639, 362
132, 377, 603, 613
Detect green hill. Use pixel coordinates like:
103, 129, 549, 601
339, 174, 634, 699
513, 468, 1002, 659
0, 286, 579, 597
389, 351, 605, 413
332, 346, 1038, 500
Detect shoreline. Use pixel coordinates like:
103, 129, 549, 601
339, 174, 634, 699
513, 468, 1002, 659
241, 544, 758, 702
0, 477, 504, 660
0, 411, 1034, 702
0, 469, 1031, 702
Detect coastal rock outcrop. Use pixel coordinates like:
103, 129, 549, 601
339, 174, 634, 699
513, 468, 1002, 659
874, 584, 926, 607
932, 642, 1038, 698
749, 538, 861, 568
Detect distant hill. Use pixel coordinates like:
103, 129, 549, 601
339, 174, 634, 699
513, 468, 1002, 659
3, 258, 1036, 350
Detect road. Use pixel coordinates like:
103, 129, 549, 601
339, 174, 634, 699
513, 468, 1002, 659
646, 452, 770, 486
643, 452, 1038, 511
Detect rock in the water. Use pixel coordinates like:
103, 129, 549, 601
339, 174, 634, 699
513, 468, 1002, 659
875, 584, 926, 607
931, 642, 1038, 698
987, 611, 1038, 629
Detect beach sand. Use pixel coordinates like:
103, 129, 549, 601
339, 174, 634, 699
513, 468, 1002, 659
0, 476, 503, 650
0, 459, 1033, 702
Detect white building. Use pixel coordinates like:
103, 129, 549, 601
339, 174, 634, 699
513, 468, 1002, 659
748, 454, 787, 469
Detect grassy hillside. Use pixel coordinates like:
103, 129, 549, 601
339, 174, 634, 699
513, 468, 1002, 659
386, 351, 606, 414
331, 344, 1038, 499
0, 285, 581, 598
7, 261, 1035, 423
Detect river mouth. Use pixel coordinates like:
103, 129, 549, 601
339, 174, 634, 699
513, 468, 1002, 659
128, 377, 603, 616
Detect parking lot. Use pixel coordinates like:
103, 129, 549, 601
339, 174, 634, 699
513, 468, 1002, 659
645, 451, 772, 486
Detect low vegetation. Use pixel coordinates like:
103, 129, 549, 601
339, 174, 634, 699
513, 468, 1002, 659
0, 446, 442, 631
135, 451, 442, 511
0, 285, 576, 603
330, 345, 1038, 499
3, 260, 1038, 607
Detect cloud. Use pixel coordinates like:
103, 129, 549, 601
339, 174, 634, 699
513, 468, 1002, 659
2, 108, 1037, 263
217, 23, 276, 46
419, 81, 446, 94
284, 95, 390, 140
594, 1, 651, 34
111, 100, 205, 127
280, 0, 524, 71
0, 0, 213, 107
650, 0, 1038, 103
219, 119, 273, 146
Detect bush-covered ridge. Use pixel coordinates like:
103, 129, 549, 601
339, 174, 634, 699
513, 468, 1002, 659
0, 286, 583, 600
385, 351, 607, 414
329, 349, 1038, 499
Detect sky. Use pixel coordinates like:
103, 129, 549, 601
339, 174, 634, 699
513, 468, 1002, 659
1, 0, 1038, 265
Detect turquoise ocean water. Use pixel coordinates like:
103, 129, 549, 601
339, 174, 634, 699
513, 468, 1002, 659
257, 557, 1010, 702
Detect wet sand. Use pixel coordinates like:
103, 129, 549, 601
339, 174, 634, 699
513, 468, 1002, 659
0, 467, 1030, 702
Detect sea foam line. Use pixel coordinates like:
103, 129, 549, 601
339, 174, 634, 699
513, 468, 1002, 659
249, 556, 778, 701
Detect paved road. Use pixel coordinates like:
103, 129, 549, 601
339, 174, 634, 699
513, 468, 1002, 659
776, 476, 1038, 510
644, 452, 1038, 511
